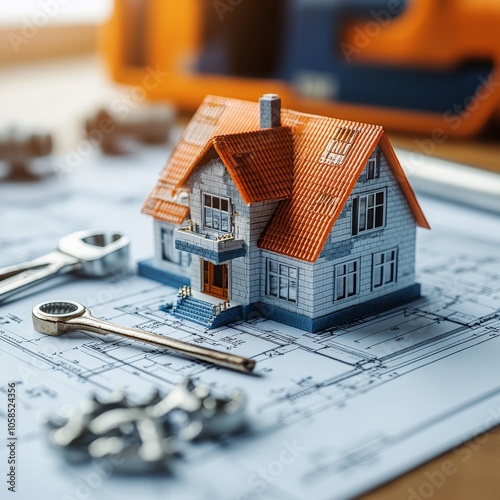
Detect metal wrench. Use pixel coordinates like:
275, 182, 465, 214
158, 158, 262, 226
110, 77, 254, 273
0, 230, 130, 303
32, 300, 256, 374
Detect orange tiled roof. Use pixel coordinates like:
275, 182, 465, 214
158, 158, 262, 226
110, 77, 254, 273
141, 184, 189, 224
378, 133, 429, 230
210, 127, 294, 204
141, 96, 261, 221
142, 95, 429, 261
160, 96, 260, 189
258, 115, 387, 261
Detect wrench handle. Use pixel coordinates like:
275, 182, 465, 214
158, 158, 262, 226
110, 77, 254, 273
0, 251, 79, 303
71, 314, 256, 374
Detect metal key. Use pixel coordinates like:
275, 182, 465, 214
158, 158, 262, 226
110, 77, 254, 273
32, 300, 256, 374
0, 229, 130, 303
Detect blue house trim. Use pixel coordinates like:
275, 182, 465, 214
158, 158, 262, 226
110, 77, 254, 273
175, 241, 246, 264
242, 284, 421, 333
138, 259, 190, 288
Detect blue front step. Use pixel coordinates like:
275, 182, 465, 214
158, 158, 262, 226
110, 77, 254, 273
172, 296, 215, 327
172, 296, 243, 328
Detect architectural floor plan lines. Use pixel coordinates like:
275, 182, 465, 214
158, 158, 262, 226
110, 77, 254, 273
1, 150, 500, 499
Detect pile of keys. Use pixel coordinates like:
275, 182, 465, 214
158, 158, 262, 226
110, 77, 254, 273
46, 378, 247, 473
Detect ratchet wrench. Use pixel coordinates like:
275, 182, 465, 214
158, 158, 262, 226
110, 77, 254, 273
0, 229, 130, 303
32, 300, 256, 374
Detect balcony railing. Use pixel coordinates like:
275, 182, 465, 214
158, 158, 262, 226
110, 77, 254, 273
174, 223, 245, 263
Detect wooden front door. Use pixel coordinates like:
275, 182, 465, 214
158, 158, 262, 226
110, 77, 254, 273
203, 261, 228, 299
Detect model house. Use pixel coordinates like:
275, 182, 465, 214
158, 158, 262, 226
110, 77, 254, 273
140, 94, 429, 332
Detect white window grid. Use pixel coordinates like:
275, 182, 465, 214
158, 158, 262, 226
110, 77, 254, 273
372, 248, 398, 289
358, 190, 385, 233
203, 194, 230, 232
335, 259, 359, 300
267, 260, 298, 303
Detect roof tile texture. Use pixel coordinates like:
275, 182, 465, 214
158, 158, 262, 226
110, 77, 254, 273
142, 95, 429, 262
141, 184, 190, 224
258, 116, 384, 261
212, 127, 294, 204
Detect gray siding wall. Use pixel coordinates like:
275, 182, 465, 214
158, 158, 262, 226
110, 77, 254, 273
186, 158, 279, 305
248, 200, 280, 303
259, 251, 315, 317
259, 146, 417, 318
183, 145, 418, 317
153, 219, 190, 278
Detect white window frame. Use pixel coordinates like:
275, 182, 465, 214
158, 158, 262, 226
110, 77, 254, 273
203, 193, 230, 232
352, 189, 386, 235
334, 259, 359, 301
266, 259, 298, 303
372, 248, 398, 289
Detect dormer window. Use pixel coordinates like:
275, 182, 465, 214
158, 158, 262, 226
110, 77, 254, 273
203, 194, 230, 232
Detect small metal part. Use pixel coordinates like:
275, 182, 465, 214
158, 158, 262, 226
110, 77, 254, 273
88, 413, 176, 473
48, 400, 98, 462
47, 378, 247, 472
184, 386, 247, 440
48, 391, 176, 470
149, 378, 247, 440
148, 378, 208, 417
32, 301, 256, 374
0, 229, 130, 303
47, 392, 137, 462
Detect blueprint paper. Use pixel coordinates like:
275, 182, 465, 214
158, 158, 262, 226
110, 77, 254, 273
1, 147, 500, 500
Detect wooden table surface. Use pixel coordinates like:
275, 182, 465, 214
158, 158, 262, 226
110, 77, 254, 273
362, 426, 500, 500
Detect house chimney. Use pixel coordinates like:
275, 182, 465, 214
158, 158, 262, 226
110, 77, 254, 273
259, 94, 281, 129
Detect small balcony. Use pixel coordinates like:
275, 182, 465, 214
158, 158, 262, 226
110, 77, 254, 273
174, 225, 245, 264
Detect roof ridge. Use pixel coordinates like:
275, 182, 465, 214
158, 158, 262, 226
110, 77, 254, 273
205, 94, 386, 132
211, 125, 292, 143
